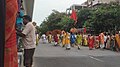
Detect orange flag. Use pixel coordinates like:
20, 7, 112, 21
70, 9, 77, 25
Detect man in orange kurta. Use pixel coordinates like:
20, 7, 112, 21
4, 0, 18, 67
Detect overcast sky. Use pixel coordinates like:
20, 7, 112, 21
32, 0, 87, 25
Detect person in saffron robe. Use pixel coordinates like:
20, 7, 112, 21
4, 0, 18, 67
115, 32, 120, 52
94, 35, 100, 49
62, 32, 66, 47
65, 32, 71, 50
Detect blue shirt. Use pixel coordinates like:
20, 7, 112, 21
16, 10, 24, 24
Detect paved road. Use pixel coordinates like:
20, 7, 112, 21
33, 40, 120, 67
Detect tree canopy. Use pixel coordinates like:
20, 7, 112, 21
38, 2, 120, 35
39, 10, 74, 35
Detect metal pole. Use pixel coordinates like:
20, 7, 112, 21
0, 0, 5, 67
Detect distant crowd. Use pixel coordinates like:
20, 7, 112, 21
41, 31, 120, 52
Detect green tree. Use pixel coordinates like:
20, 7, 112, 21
77, 2, 120, 34
39, 10, 74, 34
90, 2, 120, 34
77, 8, 93, 28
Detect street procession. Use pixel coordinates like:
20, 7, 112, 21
41, 28, 120, 52
1, 0, 120, 67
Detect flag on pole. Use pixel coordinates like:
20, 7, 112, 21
70, 9, 77, 25
83, 27, 86, 33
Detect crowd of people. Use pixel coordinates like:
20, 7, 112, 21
41, 31, 120, 52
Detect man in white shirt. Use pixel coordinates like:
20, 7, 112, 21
17, 15, 36, 67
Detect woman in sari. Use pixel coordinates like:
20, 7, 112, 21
53, 33, 59, 46
65, 32, 71, 50
4, 0, 18, 67
115, 32, 120, 52
99, 32, 105, 49
83, 34, 88, 46
88, 34, 94, 50
94, 35, 100, 49
76, 32, 82, 50
106, 34, 111, 49
62, 32, 66, 47
48, 33, 52, 43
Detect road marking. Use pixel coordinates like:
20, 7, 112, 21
89, 56, 104, 62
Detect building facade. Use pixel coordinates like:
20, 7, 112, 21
67, 0, 119, 16
87, 0, 119, 7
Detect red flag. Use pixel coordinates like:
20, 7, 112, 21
83, 27, 86, 33
70, 9, 77, 25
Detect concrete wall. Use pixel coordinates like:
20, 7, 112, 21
22, 0, 34, 18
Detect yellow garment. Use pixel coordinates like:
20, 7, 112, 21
62, 33, 66, 45
115, 34, 120, 48
48, 34, 52, 43
84, 37, 88, 46
76, 34, 82, 45
65, 33, 70, 44
36, 34, 39, 45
